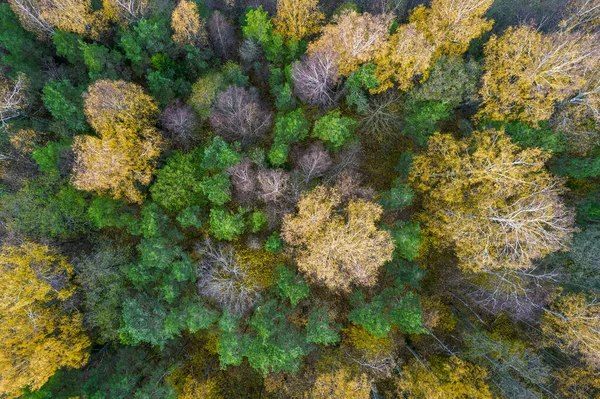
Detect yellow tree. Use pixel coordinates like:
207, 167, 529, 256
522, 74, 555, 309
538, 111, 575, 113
8, 0, 54, 39
73, 80, 163, 203
39, 0, 108, 39
397, 356, 492, 399
0, 242, 90, 398
560, 0, 600, 32
410, 129, 575, 273
310, 366, 371, 399
478, 26, 600, 124
101, 0, 150, 24
307, 10, 393, 76
171, 0, 209, 48
542, 293, 600, 368
273, 0, 324, 41
410, 0, 494, 57
282, 186, 394, 293
372, 23, 436, 92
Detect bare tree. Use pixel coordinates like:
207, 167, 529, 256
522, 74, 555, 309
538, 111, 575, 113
358, 90, 404, 140
239, 38, 263, 64
292, 50, 340, 107
196, 239, 260, 315
208, 11, 237, 60
0, 74, 27, 127
294, 142, 333, 183
209, 86, 273, 145
160, 102, 199, 150
227, 157, 258, 204
257, 168, 290, 203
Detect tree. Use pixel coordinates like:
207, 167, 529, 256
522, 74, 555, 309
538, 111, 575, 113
308, 10, 393, 76
410, 0, 494, 57
73, 80, 163, 203
42, 79, 86, 132
102, 0, 150, 24
209, 86, 273, 145
160, 102, 199, 150
295, 142, 333, 183
0, 242, 90, 398
373, 23, 436, 92
312, 110, 356, 150
410, 129, 575, 272
307, 308, 341, 345
8, 0, 54, 39
275, 265, 310, 307
292, 50, 339, 106
269, 109, 310, 165
310, 366, 371, 399
273, 0, 324, 41
560, 0, 600, 32
478, 26, 600, 124
171, 0, 209, 48
151, 149, 206, 213
282, 185, 394, 293
542, 293, 600, 367
38, 0, 107, 40
208, 207, 246, 241
397, 356, 492, 399
208, 11, 237, 59
0, 73, 27, 126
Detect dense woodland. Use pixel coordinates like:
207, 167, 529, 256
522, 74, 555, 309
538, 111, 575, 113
0, 0, 599, 397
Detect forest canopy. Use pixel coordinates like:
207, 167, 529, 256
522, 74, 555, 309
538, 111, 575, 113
0, 0, 599, 398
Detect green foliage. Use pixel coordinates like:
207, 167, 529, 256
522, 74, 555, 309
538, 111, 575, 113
402, 101, 452, 146
312, 110, 357, 151
484, 120, 565, 153
249, 210, 267, 233
390, 222, 422, 261
410, 56, 481, 106
379, 179, 415, 210
345, 64, 380, 113
150, 149, 206, 213
265, 232, 285, 254
273, 109, 310, 144
268, 142, 289, 166
269, 66, 296, 111
0, 4, 47, 85
276, 265, 310, 307
218, 310, 244, 368
119, 293, 174, 347
31, 140, 71, 177
552, 155, 600, 179
42, 80, 86, 132
208, 207, 246, 240
0, 178, 89, 239
349, 275, 425, 337
176, 206, 203, 229
87, 196, 136, 229
306, 308, 341, 345
189, 72, 225, 120
201, 173, 232, 205
202, 136, 241, 170
222, 61, 249, 87
80, 41, 125, 80
244, 299, 310, 375
52, 31, 84, 65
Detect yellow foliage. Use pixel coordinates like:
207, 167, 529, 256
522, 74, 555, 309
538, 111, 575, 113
171, 0, 209, 48
478, 26, 599, 124
554, 365, 600, 399
342, 325, 395, 361
102, 0, 150, 24
39, 0, 108, 39
410, 129, 575, 272
234, 245, 283, 289
273, 0, 324, 41
373, 23, 435, 93
310, 366, 371, 399
410, 0, 494, 57
397, 356, 492, 399
308, 10, 393, 76
542, 293, 600, 368
9, 129, 39, 154
0, 242, 90, 398
282, 185, 394, 293
73, 80, 162, 203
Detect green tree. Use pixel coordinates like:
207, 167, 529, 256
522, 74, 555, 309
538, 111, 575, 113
42, 80, 86, 132
208, 207, 246, 241
307, 308, 341, 345
402, 101, 452, 146
201, 136, 241, 171
312, 110, 356, 150
275, 265, 310, 307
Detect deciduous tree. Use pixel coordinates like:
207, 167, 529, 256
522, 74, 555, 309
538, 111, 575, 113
292, 50, 339, 106
101, 0, 150, 24
308, 10, 393, 76
208, 11, 237, 59
171, 0, 209, 48
410, 129, 575, 272
282, 185, 394, 293
273, 0, 324, 41
0, 242, 90, 398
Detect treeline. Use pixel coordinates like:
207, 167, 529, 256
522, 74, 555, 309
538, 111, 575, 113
0, 0, 599, 398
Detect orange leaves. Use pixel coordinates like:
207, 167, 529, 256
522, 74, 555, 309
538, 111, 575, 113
73, 80, 162, 203
282, 186, 394, 293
